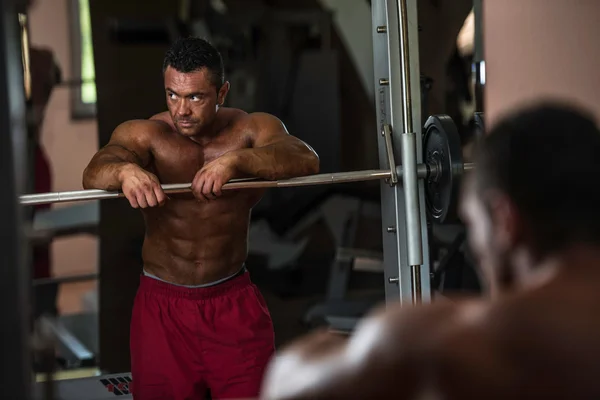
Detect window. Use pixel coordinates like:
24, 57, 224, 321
69, 0, 96, 119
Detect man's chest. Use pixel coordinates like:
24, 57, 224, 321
149, 133, 249, 184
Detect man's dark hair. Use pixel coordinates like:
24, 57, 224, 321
163, 37, 224, 89
474, 102, 600, 258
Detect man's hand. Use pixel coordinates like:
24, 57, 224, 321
119, 164, 166, 208
191, 153, 238, 201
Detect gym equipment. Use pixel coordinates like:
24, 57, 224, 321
1, 1, 32, 397
20, 170, 392, 205
248, 219, 309, 270
371, 0, 428, 305
30, 200, 99, 370
430, 229, 481, 294
36, 315, 96, 370
423, 115, 465, 224
303, 115, 468, 330
20, 126, 474, 227
31, 201, 98, 240
34, 372, 133, 399
20, 162, 474, 206
33, 273, 97, 287
303, 205, 386, 331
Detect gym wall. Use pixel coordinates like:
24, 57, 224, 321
28, 0, 99, 315
484, 0, 600, 126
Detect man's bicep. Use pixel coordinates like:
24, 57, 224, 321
100, 120, 155, 166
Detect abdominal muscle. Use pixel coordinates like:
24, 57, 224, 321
140, 194, 255, 285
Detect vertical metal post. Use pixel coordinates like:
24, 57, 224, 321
371, 0, 431, 305
396, 0, 423, 304
0, 0, 32, 398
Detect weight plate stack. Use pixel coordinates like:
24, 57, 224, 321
423, 115, 464, 224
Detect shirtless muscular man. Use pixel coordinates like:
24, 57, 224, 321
82, 37, 319, 400
260, 103, 600, 399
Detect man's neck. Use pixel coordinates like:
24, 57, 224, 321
189, 118, 221, 146
192, 107, 229, 144
511, 243, 600, 290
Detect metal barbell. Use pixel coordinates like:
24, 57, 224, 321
19, 162, 475, 207
20, 114, 474, 228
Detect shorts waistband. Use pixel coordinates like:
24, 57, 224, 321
138, 269, 252, 300
143, 265, 246, 288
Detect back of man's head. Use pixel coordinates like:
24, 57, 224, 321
474, 102, 600, 257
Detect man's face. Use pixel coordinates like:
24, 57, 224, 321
164, 66, 228, 137
460, 180, 516, 296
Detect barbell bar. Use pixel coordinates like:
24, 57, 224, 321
19, 162, 475, 207
33, 273, 98, 287
20, 114, 473, 225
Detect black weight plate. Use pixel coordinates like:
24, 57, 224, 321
423, 115, 464, 224
473, 112, 485, 138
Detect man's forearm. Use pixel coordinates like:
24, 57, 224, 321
233, 139, 319, 180
82, 154, 137, 191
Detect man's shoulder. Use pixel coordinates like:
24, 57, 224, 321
378, 295, 474, 325
223, 110, 287, 141
237, 111, 283, 125
369, 298, 491, 356
115, 114, 174, 140
383, 297, 532, 363
220, 107, 248, 118
217, 107, 248, 129
147, 111, 177, 131
223, 109, 283, 127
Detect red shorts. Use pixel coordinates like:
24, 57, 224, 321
130, 270, 275, 400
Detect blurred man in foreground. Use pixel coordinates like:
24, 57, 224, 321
260, 103, 600, 399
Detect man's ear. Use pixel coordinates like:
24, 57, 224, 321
217, 81, 230, 106
486, 191, 522, 251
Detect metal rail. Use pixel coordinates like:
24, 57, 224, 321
20, 169, 391, 206
33, 273, 98, 287
19, 163, 475, 207
396, 0, 423, 305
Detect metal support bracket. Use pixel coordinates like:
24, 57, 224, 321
382, 124, 398, 185
372, 0, 431, 305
